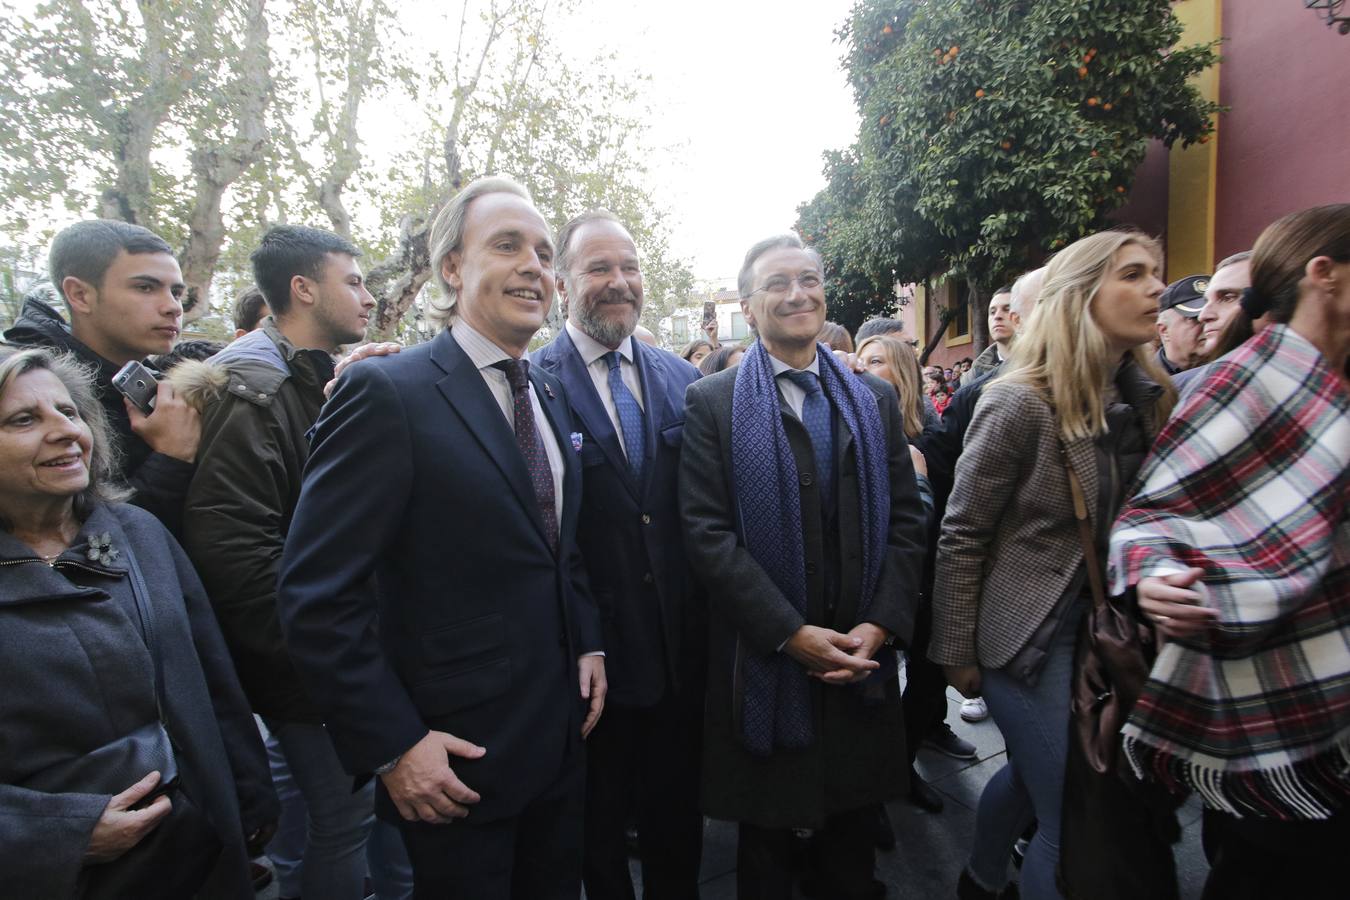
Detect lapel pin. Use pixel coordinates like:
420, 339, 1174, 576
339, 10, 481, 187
571, 432, 584, 452
544, 383, 555, 399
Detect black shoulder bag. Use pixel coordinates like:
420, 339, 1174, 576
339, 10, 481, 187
23, 548, 221, 898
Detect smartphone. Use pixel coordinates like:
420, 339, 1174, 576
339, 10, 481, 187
112, 361, 159, 416
702, 300, 716, 328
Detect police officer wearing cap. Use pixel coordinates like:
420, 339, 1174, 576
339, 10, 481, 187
1156, 274, 1208, 375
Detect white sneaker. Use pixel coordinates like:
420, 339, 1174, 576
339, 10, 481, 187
960, 697, 989, 722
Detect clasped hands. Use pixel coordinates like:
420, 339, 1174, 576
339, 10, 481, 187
784, 622, 890, 685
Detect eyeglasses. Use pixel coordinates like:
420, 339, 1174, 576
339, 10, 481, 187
749, 272, 824, 297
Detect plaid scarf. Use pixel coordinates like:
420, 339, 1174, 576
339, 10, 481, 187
1108, 325, 1350, 820
730, 340, 891, 756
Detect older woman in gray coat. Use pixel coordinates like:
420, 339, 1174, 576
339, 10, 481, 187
0, 346, 276, 898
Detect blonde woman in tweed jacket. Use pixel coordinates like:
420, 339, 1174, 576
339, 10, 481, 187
929, 230, 1175, 900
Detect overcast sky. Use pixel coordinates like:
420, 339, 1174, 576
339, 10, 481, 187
554, 0, 862, 285
9, 0, 862, 288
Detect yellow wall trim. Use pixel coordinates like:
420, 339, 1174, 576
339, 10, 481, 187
1166, 0, 1221, 280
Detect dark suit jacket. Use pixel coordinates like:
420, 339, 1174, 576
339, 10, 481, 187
276, 328, 601, 823
924, 364, 1001, 522
679, 365, 926, 827
532, 330, 703, 709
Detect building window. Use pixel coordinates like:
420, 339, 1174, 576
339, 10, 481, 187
945, 277, 972, 347
671, 313, 689, 343
729, 310, 750, 340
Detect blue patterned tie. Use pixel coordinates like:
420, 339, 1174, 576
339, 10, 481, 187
783, 370, 833, 503
604, 351, 646, 483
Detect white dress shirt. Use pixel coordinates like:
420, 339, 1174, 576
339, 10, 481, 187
564, 321, 645, 461
451, 321, 565, 524
768, 350, 821, 422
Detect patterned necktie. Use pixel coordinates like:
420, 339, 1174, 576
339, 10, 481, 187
783, 370, 834, 503
492, 358, 558, 551
603, 350, 646, 483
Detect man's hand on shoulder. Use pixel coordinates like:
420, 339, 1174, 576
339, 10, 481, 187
326, 341, 402, 398
379, 730, 485, 824
831, 349, 867, 374
127, 380, 200, 462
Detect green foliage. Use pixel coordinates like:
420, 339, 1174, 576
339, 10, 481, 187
0, 0, 692, 332
0, 0, 222, 237
802, 0, 1220, 296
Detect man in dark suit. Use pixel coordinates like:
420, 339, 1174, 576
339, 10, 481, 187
533, 210, 704, 900
679, 233, 926, 900
276, 176, 605, 899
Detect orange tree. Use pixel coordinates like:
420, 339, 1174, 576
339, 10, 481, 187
800, 0, 1220, 327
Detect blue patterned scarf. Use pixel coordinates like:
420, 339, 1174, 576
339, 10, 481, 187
730, 340, 892, 756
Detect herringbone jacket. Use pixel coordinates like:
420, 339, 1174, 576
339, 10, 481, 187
928, 368, 1163, 669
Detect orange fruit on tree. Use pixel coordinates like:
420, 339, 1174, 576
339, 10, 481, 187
1102, 102, 1113, 111
1077, 66, 1088, 78
883, 24, 893, 34
1115, 185, 1126, 194
1001, 140, 1012, 150
1086, 96, 1099, 106
975, 88, 985, 98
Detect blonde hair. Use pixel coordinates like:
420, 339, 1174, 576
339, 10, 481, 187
999, 230, 1175, 440
857, 334, 926, 440
426, 176, 536, 331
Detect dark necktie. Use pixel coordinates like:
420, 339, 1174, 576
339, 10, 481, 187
603, 350, 646, 483
783, 370, 834, 503
492, 359, 558, 551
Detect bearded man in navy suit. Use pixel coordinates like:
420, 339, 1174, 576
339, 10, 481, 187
533, 210, 705, 900
276, 177, 605, 899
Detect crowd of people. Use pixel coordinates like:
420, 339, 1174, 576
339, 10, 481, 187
0, 183, 1344, 900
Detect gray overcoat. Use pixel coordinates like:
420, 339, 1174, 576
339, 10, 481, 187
679, 365, 927, 828
0, 503, 277, 898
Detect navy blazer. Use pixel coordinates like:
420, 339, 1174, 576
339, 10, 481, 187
532, 331, 703, 708
277, 328, 601, 823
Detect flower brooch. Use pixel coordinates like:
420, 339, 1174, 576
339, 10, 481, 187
87, 532, 120, 565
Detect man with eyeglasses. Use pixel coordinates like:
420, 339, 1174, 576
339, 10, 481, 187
679, 233, 926, 899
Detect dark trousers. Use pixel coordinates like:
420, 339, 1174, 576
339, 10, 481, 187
583, 690, 704, 900
1201, 806, 1346, 900
902, 602, 948, 764
397, 751, 585, 900
736, 807, 875, 900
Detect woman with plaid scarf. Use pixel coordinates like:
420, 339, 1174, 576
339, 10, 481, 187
1109, 204, 1350, 900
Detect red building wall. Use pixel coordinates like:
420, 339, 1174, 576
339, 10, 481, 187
1213, 2, 1350, 259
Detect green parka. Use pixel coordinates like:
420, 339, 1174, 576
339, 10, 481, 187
175, 321, 336, 723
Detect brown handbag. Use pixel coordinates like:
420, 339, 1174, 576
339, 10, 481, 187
1060, 444, 1158, 775
1058, 445, 1182, 900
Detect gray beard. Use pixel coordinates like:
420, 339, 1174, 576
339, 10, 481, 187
576, 304, 638, 348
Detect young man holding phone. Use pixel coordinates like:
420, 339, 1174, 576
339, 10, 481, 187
3, 219, 201, 531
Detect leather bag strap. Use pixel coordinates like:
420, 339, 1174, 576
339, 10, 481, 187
1060, 443, 1108, 611
123, 549, 169, 727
